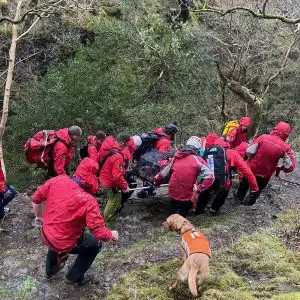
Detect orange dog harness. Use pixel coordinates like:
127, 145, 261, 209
181, 228, 211, 257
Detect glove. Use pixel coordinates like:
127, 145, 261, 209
122, 187, 131, 193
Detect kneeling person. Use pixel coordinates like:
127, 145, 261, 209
32, 158, 118, 284
155, 136, 214, 217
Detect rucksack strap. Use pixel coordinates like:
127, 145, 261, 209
99, 149, 124, 170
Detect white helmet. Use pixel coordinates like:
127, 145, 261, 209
132, 135, 142, 149
186, 136, 202, 150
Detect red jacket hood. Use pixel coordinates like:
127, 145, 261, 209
174, 147, 199, 159
153, 128, 171, 140
239, 117, 251, 127
88, 135, 100, 145
206, 133, 230, 149
56, 128, 71, 145
205, 133, 219, 148
74, 158, 99, 194
101, 136, 116, 151
271, 122, 291, 141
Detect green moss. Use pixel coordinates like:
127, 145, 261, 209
202, 289, 255, 300
233, 232, 300, 283
106, 259, 181, 300
190, 210, 241, 232
107, 211, 300, 300
271, 292, 300, 300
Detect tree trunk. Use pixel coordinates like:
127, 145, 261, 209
0, 0, 23, 178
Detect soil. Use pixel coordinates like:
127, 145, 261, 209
1, 163, 300, 300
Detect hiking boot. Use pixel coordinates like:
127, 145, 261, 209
209, 208, 219, 216
0, 207, 10, 218
233, 191, 244, 204
46, 262, 66, 280
65, 274, 92, 286
137, 190, 148, 198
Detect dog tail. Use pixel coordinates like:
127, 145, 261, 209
188, 265, 199, 297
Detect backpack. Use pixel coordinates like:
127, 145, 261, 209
79, 145, 89, 159
134, 132, 166, 159
99, 149, 125, 171
203, 146, 228, 187
135, 148, 169, 182
24, 130, 63, 168
222, 120, 239, 136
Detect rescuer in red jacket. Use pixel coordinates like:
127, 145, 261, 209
155, 136, 214, 217
237, 122, 296, 205
32, 158, 119, 285
226, 117, 251, 148
87, 131, 107, 161
0, 161, 17, 218
47, 126, 83, 178
99, 133, 131, 221
196, 134, 258, 214
152, 124, 178, 153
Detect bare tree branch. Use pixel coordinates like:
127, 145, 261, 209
194, 6, 300, 24
16, 15, 41, 41
262, 24, 300, 98
216, 62, 263, 106
0, 0, 71, 24
262, 0, 270, 15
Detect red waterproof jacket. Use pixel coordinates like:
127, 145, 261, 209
0, 161, 5, 193
155, 148, 214, 201
74, 158, 99, 194
52, 128, 74, 175
97, 136, 115, 162
246, 122, 295, 178
235, 142, 250, 160
97, 135, 131, 169
206, 135, 258, 192
87, 136, 102, 161
226, 148, 258, 191
227, 117, 251, 148
32, 174, 112, 253
152, 128, 172, 153
99, 143, 129, 191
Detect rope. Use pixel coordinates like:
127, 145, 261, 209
278, 176, 300, 187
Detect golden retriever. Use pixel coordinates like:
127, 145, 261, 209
163, 214, 211, 297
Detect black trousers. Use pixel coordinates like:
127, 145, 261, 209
196, 179, 229, 213
237, 176, 270, 202
46, 232, 102, 282
170, 199, 192, 217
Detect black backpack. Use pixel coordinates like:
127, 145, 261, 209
79, 145, 89, 159
203, 146, 228, 187
134, 132, 165, 159
99, 149, 126, 171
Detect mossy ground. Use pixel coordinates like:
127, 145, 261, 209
106, 210, 300, 300
0, 177, 299, 299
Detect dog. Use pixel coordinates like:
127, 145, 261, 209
163, 214, 211, 297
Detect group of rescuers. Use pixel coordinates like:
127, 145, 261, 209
0, 118, 295, 285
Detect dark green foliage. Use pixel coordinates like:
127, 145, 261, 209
5, 1, 219, 189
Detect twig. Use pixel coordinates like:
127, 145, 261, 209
262, 0, 270, 15
262, 24, 300, 99
194, 6, 300, 24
